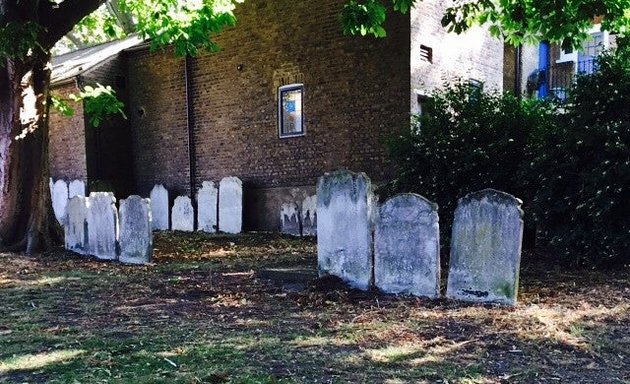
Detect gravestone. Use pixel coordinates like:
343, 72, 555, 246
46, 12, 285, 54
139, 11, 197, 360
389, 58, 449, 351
317, 170, 374, 291
172, 196, 194, 232
446, 189, 524, 305
197, 181, 218, 233
218, 177, 243, 234
374, 194, 440, 298
64, 196, 89, 255
119, 195, 152, 264
280, 202, 300, 236
51, 179, 69, 224
87, 192, 118, 260
301, 195, 317, 236
68, 179, 86, 198
150, 184, 169, 230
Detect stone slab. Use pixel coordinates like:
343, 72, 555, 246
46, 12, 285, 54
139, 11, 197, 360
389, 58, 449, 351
119, 195, 152, 264
301, 195, 317, 236
68, 180, 86, 198
64, 196, 89, 255
172, 196, 194, 232
87, 192, 118, 260
280, 202, 300, 236
218, 177, 243, 234
150, 184, 169, 231
446, 189, 524, 305
197, 181, 218, 233
374, 194, 440, 298
317, 170, 374, 291
51, 179, 69, 225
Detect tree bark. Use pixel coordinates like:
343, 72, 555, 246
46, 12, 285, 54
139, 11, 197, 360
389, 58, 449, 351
0, 54, 61, 254
0, 0, 103, 253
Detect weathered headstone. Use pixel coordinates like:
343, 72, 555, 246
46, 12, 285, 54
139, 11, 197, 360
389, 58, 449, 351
446, 189, 524, 305
374, 194, 440, 298
197, 181, 218, 233
280, 202, 300, 236
218, 177, 243, 234
172, 196, 194, 232
301, 195, 317, 236
87, 192, 118, 260
317, 170, 374, 291
150, 184, 169, 230
68, 179, 86, 198
64, 196, 89, 255
51, 179, 69, 224
119, 195, 152, 264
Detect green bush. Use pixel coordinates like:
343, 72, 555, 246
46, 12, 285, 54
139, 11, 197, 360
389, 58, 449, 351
385, 81, 556, 243
386, 40, 630, 267
530, 38, 630, 266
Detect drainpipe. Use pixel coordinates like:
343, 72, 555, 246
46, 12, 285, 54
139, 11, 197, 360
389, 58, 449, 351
514, 45, 523, 98
538, 41, 550, 99
184, 55, 197, 226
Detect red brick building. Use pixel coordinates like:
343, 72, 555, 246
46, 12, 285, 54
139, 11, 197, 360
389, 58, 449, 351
49, 0, 505, 231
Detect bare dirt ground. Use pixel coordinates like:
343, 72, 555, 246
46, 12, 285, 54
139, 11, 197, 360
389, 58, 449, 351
0, 232, 628, 383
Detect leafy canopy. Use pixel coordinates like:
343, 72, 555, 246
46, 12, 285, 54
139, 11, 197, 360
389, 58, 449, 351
342, 0, 630, 48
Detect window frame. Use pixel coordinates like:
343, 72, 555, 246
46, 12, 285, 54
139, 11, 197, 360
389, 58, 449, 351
278, 83, 305, 139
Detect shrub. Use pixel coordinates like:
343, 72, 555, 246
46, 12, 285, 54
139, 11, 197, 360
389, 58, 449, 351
385, 81, 556, 244
529, 38, 630, 266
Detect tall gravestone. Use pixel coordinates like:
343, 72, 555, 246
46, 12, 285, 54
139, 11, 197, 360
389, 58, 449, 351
446, 189, 524, 305
150, 184, 169, 231
68, 180, 86, 198
374, 194, 440, 298
317, 170, 374, 291
280, 202, 300, 236
172, 196, 194, 232
301, 195, 317, 236
87, 192, 118, 260
51, 179, 69, 225
197, 181, 218, 233
64, 196, 89, 255
119, 195, 153, 264
218, 177, 243, 234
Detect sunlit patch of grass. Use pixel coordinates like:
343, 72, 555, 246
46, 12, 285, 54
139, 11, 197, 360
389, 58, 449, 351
0, 349, 85, 373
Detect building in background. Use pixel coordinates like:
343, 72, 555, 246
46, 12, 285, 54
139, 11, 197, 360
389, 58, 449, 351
49, 0, 505, 231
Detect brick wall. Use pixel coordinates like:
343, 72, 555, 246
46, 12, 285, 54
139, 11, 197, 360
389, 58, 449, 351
126, 0, 411, 198
125, 47, 190, 197
49, 82, 87, 181
49, 54, 134, 196
410, 0, 504, 111
80, 55, 135, 197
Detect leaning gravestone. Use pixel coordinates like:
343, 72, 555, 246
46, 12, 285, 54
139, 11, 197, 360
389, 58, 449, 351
172, 196, 194, 232
197, 181, 218, 233
150, 184, 169, 230
51, 179, 69, 224
87, 192, 118, 260
301, 195, 317, 236
280, 202, 300, 236
68, 179, 86, 198
119, 195, 152, 264
317, 170, 374, 291
218, 177, 243, 234
446, 189, 524, 305
374, 194, 440, 298
64, 196, 89, 255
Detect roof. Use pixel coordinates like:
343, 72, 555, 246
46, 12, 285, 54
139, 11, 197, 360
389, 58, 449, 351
51, 35, 144, 86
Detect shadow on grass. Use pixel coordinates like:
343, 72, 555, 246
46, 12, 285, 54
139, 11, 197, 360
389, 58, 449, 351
0, 233, 628, 383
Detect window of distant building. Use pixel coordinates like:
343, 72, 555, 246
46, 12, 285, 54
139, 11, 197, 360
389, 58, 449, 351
278, 84, 304, 138
557, 25, 610, 74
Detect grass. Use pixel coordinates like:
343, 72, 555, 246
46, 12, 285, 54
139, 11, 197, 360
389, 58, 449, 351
0, 232, 629, 383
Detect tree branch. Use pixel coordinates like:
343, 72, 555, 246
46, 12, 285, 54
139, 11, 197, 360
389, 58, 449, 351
38, 0, 106, 49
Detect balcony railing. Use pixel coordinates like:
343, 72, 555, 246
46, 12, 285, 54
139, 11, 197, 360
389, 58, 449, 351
549, 58, 597, 102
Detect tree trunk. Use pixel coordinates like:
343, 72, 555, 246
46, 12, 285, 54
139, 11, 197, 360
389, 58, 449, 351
0, 55, 61, 254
